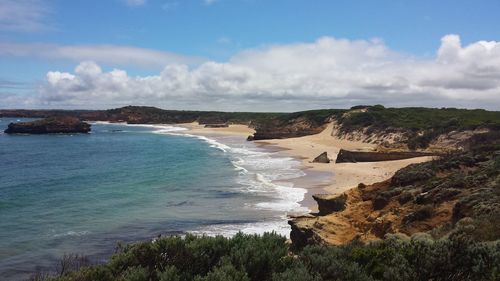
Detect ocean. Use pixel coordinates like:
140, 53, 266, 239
0, 118, 309, 280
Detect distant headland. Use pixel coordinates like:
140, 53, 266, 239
4, 116, 91, 134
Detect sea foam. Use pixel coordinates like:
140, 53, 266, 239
115, 123, 309, 237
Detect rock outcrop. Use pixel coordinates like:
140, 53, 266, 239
312, 194, 347, 215
204, 124, 229, 128
288, 131, 500, 248
4, 117, 91, 134
335, 149, 435, 163
312, 152, 330, 163
289, 193, 348, 248
288, 215, 324, 250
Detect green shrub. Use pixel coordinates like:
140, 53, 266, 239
403, 205, 434, 225
397, 191, 414, 205
195, 261, 250, 281
44, 231, 500, 281
120, 266, 149, 281
392, 164, 435, 186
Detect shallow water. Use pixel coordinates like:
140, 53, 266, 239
0, 119, 308, 279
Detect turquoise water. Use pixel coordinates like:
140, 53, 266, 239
0, 119, 307, 280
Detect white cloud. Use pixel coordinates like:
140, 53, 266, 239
125, 0, 146, 7
13, 35, 500, 110
0, 42, 205, 69
0, 0, 51, 32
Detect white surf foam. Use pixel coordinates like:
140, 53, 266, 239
188, 217, 292, 238
52, 230, 91, 238
95, 122, 310, 237
155, 126, 310, 235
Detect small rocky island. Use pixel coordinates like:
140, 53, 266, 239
4, 116, 91, 134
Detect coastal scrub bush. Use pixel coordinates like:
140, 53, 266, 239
41, 230, 500, 281
335, 106, 500, 150
397, 191, 414, 205
391, 164, 435, 186
402, 205, 434, 225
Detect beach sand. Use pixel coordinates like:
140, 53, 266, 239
182, 122, 433, 210
255, 123, 434, 195
181, 122, 255, 137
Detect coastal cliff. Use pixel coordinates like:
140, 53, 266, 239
4, 117, 91, 134
289, 130, 500, 247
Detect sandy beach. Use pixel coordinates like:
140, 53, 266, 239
180, 122, 256, 137
182, 122, 433, 209
255, 123, 434, 195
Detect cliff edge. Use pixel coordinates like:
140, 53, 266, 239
289, 131, 500, 248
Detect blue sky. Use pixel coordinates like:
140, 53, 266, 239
1, 0, 500, 110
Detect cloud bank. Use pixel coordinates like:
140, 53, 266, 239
0, 0, 51, 32
0, 43, 204, 69
14, 35, 500, 110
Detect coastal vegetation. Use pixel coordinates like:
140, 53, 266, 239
34, 230, 499, 281
337, 105, 500, 150
3, 105, 499, 147
33, 131, 500, 280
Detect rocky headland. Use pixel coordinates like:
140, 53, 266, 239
289, 130, 500, 247
4, 116, 91, 134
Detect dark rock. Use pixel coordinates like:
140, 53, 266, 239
4, 116, 91, 134
312, 193, 347, 215
371, 219, 393, 238
288, 218, 323, 250
373, 194, 390, 210
312, 152, 330, 163
204, 124, 229, 128
246, 135, 255, 141
335, 149, 436, 163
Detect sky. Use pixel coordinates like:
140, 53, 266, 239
1, 0, 500, 111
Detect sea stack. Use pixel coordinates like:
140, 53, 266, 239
4, 116, 91, 134
312, 151, 330, 163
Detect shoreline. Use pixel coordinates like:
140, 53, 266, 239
255, 123, 434, 196
181, 122, 434, 211
179, 122, 330, 211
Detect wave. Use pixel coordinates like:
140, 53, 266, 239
96, 122, 310, 237
188, 217, 292, 237
175, 133, 231, 152
52, 230, 91, 238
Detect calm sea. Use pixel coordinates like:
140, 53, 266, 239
0, 118, 308, 280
